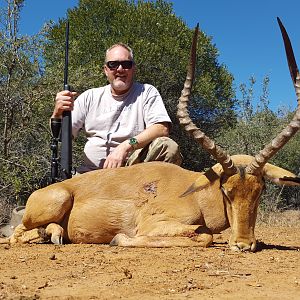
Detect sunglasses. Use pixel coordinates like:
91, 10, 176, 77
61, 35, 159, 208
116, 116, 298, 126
106, 60, 134, 70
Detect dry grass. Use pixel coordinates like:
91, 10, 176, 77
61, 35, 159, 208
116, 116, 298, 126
0, 197, 13, 225
257, 209, 300, 227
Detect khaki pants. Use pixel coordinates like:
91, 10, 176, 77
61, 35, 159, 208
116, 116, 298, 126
75, 137, 182, 175
125, 137, 182, 166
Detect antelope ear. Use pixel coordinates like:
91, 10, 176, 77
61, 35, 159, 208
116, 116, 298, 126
180, 165, 222, 197
263, 163, 300, 186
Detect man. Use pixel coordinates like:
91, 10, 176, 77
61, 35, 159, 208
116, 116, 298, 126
51, 43, 181, 173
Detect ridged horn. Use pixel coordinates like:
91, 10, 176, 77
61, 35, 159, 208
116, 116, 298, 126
246, 18, 300, 174
246, 77, 300, 174
177, 23, 237, 175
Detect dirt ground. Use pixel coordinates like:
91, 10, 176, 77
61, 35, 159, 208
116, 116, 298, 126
0, 220, 300, 299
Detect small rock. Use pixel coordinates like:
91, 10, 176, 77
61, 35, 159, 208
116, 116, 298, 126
49, 254, 56, 260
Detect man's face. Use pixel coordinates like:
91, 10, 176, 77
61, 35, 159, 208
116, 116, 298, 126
104, 46, 135, 96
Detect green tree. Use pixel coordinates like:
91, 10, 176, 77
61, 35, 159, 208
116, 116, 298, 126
43, 0, 236, 171
216, 76, 300, 211
0, 0, 47, 213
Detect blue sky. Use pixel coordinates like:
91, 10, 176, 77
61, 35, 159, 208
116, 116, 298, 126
7, 0, 300, 111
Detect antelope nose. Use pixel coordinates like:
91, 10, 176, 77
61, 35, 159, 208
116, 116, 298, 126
237, 242, 251, 251
230, 241, 256, 252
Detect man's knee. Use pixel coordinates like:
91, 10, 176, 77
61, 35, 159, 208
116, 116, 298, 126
146, 137, 182, 165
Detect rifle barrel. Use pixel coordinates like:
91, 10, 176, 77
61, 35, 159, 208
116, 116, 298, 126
60, 20, 72, 180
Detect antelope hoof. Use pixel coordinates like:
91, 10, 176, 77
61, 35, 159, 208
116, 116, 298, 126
230, 242, 256, 252
51, 234, 63, 245
110, 233, 128, 246
45, 224, 64, 245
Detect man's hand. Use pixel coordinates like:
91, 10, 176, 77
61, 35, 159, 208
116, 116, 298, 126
103, 123, 170, 169
103, 141, 132, 169
51, 90, 78, 118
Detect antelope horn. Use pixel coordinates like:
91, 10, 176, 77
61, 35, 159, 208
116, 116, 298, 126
177, 24, 237, 175
246, 17, 300, 174
246, 77, 300, 175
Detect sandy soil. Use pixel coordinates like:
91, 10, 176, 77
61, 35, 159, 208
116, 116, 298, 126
0, 223, 299, 300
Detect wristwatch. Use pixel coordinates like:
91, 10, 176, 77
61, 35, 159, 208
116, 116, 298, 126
128, 137, 139, 150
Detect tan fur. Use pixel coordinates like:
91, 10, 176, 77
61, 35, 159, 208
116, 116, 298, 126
6, 154, 300, 251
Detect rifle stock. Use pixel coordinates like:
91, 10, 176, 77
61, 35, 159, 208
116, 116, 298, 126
50, 118, 61, 183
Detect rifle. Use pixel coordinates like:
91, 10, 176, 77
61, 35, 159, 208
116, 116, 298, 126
50, 117, 61, 183
50, 21, 72, 183
60, 20, 72, 180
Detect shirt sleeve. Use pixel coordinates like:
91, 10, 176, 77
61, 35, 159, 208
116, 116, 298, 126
142, 85, 171, 128
71, 91, 87, 138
